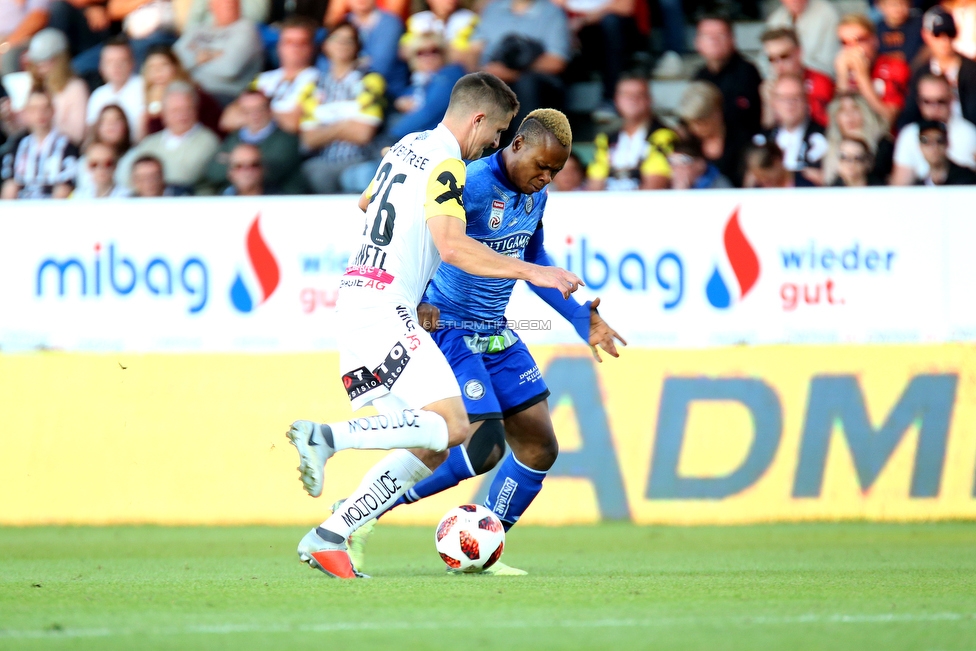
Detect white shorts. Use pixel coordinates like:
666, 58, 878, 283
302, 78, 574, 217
336, 302, 461, 412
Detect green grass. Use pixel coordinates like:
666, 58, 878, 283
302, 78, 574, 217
1, 523, 975, 650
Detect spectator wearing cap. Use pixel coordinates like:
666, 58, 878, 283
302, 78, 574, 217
403, 0, 478, 66
173, 0, 263, 105
766, 0, 840, 78
0, 0, 50, 76
220, 16, 318, 134
222, 142, 273, 195
754, 73, 827, 185
693, 13, 763, 140
914, 119, 976, 185
834, 13, 910, 128
587, 72, 676, 191
47, 0, 178, 76
761, 27, 834, 128
24, 27, 88, 144
206, 88, 303, 193
86, 35, 145, 140
897, 7, 976, 130
677, 79, 751, 187
129, 152, 190, 195
1, 89, 77, 198
830, 135, 878, 186
743, 140, 817, 188
891, 72, 976, 185
668, 136, 732, 189
874, 0, 923, 64
468, 0, 570, 140
71, 140, 130, 196
122, 80, 220, 192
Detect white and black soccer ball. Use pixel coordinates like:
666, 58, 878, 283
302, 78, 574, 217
434, 504, 505, 572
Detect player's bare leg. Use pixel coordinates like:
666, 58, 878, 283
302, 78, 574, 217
297, 396, 469, 578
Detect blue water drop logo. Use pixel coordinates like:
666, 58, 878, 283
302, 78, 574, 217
230, 273, 254, 313
705, 266, 731, 309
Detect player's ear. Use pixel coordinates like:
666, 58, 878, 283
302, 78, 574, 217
511, 134, 524, 152
472, 112, 487, 128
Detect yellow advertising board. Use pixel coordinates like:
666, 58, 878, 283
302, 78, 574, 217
1, 344, 974, 526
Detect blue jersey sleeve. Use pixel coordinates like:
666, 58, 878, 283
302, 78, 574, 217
524, 222, 592, 342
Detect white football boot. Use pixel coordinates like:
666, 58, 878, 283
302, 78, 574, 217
297, 527, 369, 579
286, 420, 335, 498
332, 499, 376, 572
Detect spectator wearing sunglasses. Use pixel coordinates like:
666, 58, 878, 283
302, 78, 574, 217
765, 0, 840, 78
223, 143, 274, 195
891, 73, 976, 185
829, 135, 880, 186
834, 13, 909, 127
667, 136, 732, 189
72, 141, 131, 197
897, 7, 976, 131
914, 119, 976, 185
760, 27, 834, 128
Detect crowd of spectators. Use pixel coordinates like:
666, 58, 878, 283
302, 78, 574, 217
3, 0, 976, 199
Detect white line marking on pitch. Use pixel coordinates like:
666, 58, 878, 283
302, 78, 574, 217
0, 612, 972, 639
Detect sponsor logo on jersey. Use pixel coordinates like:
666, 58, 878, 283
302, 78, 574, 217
525, 195, 534, 213
435, 171, 464, 208
489, 200, 505, 230
464, 379, 486, 400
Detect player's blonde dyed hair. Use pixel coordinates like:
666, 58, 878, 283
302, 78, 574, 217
517, 108, 573, 149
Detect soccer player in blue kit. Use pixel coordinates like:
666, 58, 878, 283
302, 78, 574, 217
345, 108, 626, 575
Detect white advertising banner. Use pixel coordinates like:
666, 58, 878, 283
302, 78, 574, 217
0, 187, 973, 352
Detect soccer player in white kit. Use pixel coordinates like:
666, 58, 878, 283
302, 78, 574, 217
287, 72, 584, 578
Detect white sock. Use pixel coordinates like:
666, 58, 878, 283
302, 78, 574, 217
322, 449, 431, 538
325, 408, 448, 452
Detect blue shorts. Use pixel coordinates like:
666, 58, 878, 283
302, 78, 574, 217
431, 328, 550, 422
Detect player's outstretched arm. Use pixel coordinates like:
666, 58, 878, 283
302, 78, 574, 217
585, 297, 627, 362
427, 214, 583, 299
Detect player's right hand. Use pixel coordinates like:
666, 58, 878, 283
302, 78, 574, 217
529, 266, 583, 299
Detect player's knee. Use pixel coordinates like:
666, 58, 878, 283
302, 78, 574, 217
444, 413, 470, 448
466, 419, 506, 475
525, 432, 558, 471
414, 447, 449, 471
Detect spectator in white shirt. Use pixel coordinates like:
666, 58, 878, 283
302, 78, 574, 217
890, 72, 976, 185
86, 35, 146, 140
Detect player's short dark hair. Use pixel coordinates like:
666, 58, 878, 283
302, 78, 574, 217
447, 72, 520, 119
761, 27, 799, 46
516, 108, 572, 149
696, 11, 733, 31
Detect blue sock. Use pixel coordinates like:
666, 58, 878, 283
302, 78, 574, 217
484, 453, 546, 531
382, 445, 476, 515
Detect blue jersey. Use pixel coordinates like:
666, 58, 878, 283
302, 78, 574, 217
425, 151, 547, 331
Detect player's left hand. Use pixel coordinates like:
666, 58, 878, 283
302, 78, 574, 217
587, 297, 626, 362
417, 302, 440, 332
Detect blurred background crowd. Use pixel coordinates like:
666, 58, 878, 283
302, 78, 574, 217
1, 0, 975, 198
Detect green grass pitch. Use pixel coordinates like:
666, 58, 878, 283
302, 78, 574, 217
1, 523, 975, 650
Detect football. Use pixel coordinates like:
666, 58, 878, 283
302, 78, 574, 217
434, 504, 506, 572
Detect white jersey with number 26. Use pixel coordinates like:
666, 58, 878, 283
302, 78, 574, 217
338, 123, 468, 312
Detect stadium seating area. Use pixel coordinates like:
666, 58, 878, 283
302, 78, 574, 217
1, 0, 973, 197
